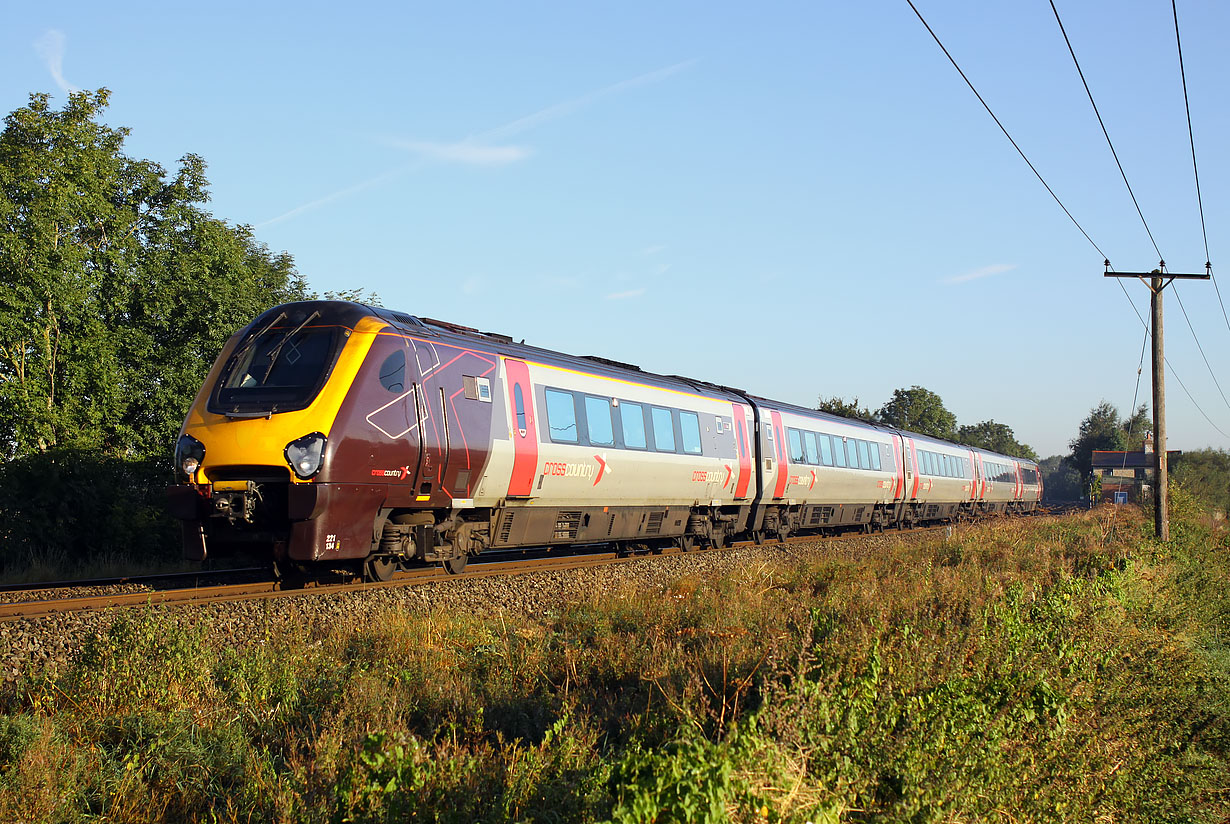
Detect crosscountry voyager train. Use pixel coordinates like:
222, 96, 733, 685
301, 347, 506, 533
166, 301, 1042, 580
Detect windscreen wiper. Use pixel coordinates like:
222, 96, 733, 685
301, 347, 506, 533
262, 311, 320, 382
229, 311, 287, 370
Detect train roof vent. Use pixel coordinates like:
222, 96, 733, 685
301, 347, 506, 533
481, 331, 514, 343
582, 355, 642, 372
370, 308, 429, 333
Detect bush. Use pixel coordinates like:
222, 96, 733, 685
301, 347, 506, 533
0, 448, 179, 580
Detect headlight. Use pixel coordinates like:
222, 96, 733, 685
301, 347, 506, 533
284, 432, 327, 479
175, 434, 206, 478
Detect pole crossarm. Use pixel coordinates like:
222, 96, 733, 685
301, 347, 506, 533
1104, 262, 1210, 294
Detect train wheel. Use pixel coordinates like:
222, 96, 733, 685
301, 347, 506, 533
679, 535, 696, 552
364, 555, 396, 583
274, 560, 306, 589
752, 530, 765, 545
443, 553, 468, 575
777, 528, 789, 544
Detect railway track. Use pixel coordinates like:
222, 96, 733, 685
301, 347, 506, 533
0, 519, 1001, 623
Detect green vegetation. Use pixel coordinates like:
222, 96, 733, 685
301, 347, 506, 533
0, 90, 307, 578
818, 389, 1037, 460
873, 385, 958, 442
956, 419, 1038, 461
1173, 447, 1230, 515
3, 501, 1228, 822
1067, 401, 1151, 479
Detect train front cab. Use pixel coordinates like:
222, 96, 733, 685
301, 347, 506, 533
168, 302, 415, 576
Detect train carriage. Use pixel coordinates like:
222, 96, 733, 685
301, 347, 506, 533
752, 402, 900, 538
900, 434, 979, 523
972, 449, 1042, 515
482, 357, 757, 553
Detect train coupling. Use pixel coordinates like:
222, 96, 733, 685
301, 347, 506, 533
210, 480, 263, 525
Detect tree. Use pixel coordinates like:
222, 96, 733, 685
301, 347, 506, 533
956, 420, 1038, 460
1067, 401, 1128, 479
1038, 454, 1081, 501
0, 90, 306, 461
1171, 448, 1230, 515
875, 385, 957, 440
816, 395, 873, 422
1120, 404, 1151, 451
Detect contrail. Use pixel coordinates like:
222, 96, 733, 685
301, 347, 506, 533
257, 59, 697, 228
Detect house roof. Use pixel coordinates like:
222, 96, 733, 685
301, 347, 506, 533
1091, 450, 1181, 469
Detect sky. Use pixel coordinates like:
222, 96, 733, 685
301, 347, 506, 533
4, 1, 1230, 459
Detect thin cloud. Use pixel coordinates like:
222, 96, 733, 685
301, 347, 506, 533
34, 30, 79, 94
643, 244, 667, 256
259, 59, 698, 228
943, 264, 1017, 285
605, 287, 646, 301
386, 139, 530, 166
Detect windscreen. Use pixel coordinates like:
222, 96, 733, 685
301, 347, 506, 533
209, 308, 345, 415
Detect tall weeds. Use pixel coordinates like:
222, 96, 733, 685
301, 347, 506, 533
2, 503, 1227, 822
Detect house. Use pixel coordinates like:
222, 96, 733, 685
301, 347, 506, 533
1091, 434, 1181, 504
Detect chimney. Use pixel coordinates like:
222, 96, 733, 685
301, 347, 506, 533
1143, 432, 1154, 454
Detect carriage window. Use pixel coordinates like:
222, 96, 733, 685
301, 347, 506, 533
857, 440, 870, 470
870, 444, 882, 471
833, 438, 848, 468
621, 402, 647, 449
788, 428, 805, 463
651, 407, 676, 452
819, 434, 834, 466
680, 411, 703, 455
804, 431, 819, 465
585, 396, 614, 447
545, 389, 578, 443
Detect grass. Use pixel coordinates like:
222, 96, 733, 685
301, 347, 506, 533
2, 493, 1228, 822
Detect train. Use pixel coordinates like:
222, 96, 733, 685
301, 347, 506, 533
165, 300, 1042, 580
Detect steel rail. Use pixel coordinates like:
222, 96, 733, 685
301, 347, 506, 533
0, 518, 1031, 622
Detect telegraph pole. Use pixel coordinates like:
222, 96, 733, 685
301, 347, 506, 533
1104, 261, 1210, 540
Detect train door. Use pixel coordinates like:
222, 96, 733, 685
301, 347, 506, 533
770, 411, 788, 499
967, 450, 977, 502
504, 358, 538, 497
732, 403, 752, 499
364, 337, 426, 496
906, 438, 920, 500
891, 434, 906, 500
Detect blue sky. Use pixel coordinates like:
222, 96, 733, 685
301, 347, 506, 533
5, 1, 1230, 458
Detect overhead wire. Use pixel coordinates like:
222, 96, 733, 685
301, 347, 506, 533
1171, 0, 1229, 332
1048, 0, 1230, 434
906, 0, 1229, 440
1119, 325, 1150, 473
1048, 0, 1163, 262
1169, 276, 1230, 412
903, 0, 1111, 264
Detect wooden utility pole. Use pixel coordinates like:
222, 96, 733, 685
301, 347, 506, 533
1104, 261, 1210, 540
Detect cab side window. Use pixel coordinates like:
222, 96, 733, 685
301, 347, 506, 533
378, 349, 406, 393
